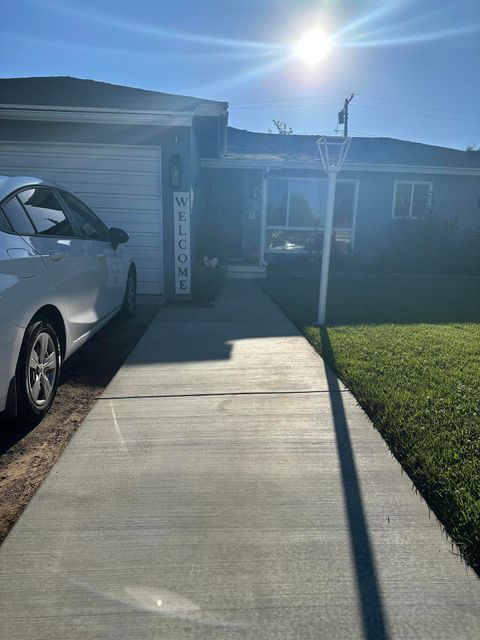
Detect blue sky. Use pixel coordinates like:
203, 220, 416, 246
2, 0, 480, 149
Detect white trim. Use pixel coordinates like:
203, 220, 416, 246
0, 103, 194, 115
201, 157, 480, 177
259, 170, 269, 266
0, 140, 162, 152
0, 106, 193, 126
266, 225, 353, 231
194, 104, 228, 117
351, 180, 360, 250
391, 180, 433, 219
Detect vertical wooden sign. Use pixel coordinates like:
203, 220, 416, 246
173, 192, 191, 294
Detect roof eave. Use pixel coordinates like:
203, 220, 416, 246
0, 105, 194, 126
201, 156, 480, 176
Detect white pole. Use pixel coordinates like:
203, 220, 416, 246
317, 168, 338, 324
259, 169, 268, 266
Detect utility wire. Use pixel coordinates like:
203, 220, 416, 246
357, 93, 478, 119
351, 103, 480, 123
231, 94, 344, 105
230, 93, 480, 124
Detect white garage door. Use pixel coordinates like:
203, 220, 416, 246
0, 142, 163, 294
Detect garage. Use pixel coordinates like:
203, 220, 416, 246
0, 141, 163, 294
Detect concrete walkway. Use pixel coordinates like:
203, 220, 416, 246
0, 280, 478, 639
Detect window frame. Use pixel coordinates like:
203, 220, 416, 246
391, 180, 433, 220
265, 176, 359, 253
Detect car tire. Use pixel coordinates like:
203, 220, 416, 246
120, 267, 136, 319
16, 318, 61, 425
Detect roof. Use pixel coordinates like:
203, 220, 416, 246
225, 127, 480, 169
0, 176, 43, 201
0, 76, 227, 113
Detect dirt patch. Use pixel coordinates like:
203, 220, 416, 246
0, 302, 160, 544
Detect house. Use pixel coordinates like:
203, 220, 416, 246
202, 128, 480, 274
1, 76, 479, 295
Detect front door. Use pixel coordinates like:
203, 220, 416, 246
205, 171, 243, 260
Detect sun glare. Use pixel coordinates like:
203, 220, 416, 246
295, 28, 331, 65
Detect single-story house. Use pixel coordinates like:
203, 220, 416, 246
1, 76, 479, 295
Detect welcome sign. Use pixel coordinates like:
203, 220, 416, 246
173, 192, 191, 294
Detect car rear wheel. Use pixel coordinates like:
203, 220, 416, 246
120, 268, 136, 319
16, 318, 61, 425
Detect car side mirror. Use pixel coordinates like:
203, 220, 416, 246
109, 227, 129, 249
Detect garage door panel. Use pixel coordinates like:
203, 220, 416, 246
0, 143, 160, 159
79, 194, 161, 212
99, 214, 161, 233
0, 142, 164, 295
0, 155, 160, 172
137, 270, 164, 285
40, 170, 160, 189
0, 153, 160, 175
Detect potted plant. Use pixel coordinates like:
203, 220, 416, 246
193, 256, 225, 301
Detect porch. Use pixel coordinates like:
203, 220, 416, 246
201, 166, 358, 277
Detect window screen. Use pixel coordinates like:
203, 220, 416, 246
333, 182, 356, 227
394, 183, 412, 218
393, 182, 431, 219
267, 180, 288, 226
288, 180, 324, 227
411, 184, 430, 218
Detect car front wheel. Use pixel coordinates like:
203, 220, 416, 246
120, 268, 136, 319
16, 318, 61, 425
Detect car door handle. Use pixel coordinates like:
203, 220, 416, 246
96, 253, 106, 260
49, 251, 65, 262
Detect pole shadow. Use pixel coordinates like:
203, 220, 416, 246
320, 325, 389, 640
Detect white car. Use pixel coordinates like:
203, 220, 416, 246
0, 176, 136, 424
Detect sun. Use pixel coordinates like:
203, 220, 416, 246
295, 28, 331, 65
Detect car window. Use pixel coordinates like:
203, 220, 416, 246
0, 206, 14, 233
2, 197, 36, 235
18, 188, 74, 237
59, 190, 108, 241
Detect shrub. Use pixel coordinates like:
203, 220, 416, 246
369, 214, 480, 275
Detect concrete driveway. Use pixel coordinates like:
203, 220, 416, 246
0, 280, 478, 639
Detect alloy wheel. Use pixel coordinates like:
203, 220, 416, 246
27, 332, 57, 407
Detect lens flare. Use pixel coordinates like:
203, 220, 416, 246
295, 28, 331, 65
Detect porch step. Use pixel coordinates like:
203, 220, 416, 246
226, 264, 267, 279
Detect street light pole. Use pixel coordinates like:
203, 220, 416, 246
316, 136, 351, 325
317, 168, 338, 324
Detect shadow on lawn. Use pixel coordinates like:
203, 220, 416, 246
321, 326, 389, 640
262, 275, 480, 326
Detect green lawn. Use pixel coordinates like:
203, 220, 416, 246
260, 274, 480, 572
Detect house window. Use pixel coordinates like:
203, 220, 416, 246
266, 178, 357, 253
392, 181, 432, 219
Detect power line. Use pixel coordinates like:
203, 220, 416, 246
232, 98, 480, 124
230, 94, 345, 106
230, 92, 480, 124
351, 103, 480, 124
232, 102, 339, 110
357, 93, 478, 120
